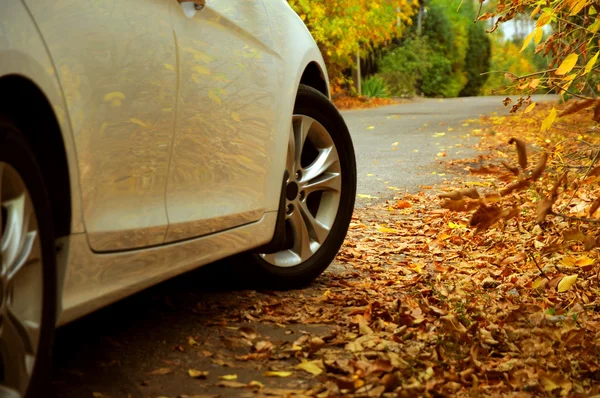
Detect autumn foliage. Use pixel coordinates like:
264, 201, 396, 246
288, 0, 419, 89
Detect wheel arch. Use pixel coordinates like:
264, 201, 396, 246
0, 74, 72, 240
299, 62, 329, 99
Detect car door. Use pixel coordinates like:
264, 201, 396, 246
25, 0, 177, 251
166, 0, 281, 242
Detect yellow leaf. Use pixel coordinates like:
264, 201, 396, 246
392, 141, 399, 146
557, 274, 578, 292
556, 53, 579, 75
209, 90, 222, 104
524, 102, 537, 113
531, 4, 541, 18
231, 112, 241, 122
129, 118, 151, 128
541, 107, 557, 132
219, 374, 238, 380
530, 79, 540, 89
103, 91, 125, 102
263, 371, 292, 377
366, 126, 375, 130
377, 226, 401, 234
295, 360, 323, 376
561, 257, 576, 267
585, 51, 599, 75
541, 376, 560, 392
188, 337, 199, 346
534, 28, 543, 45
188, 369, 208, 378
165, 63, 175, 71
570, 0, 587, 15
532, 277, 547, 289
537, 12, 552, 27
193, 65, 211, 75
520, 30, 535, 52
576, 256, 595, 266
357, 194, 378, 199
248, 380, 264, 389
448, 222, 465, 229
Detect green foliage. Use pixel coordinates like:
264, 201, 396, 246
377, 0, 491, 98
378, 37, 430, 97
361, 75, 390, 98
460, 20, 492, 96
288, 0, 419, 90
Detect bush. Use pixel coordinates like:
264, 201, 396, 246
361, 75, 390, 98
378, 37, 430, 97
460, 20, 492, 96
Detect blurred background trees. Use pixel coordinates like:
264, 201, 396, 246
289, 0, 552, 99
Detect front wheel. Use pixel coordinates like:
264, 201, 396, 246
246, 84, 356, 288
0, 121, 56, 398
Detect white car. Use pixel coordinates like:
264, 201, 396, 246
0, 0, 357, 396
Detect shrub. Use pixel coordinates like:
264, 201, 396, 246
361, 75, 390, 98
378, 36, 430, 98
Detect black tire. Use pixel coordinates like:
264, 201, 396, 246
0, 120, 56, 398
243, 84, 357, 288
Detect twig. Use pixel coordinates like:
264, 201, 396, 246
474, 0, 483, 22
549, 211, 600, 224
528, 252, 549, 280
552, 83, 595, 100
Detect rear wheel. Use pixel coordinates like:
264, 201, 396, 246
0, 122, 56, 398
246, 84, 356, 288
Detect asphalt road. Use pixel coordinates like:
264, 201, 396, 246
49, 95, 557, 398
346, 95, 555, 204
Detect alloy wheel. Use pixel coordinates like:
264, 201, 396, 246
0, 162, 43, 398
260, 115, 342, 267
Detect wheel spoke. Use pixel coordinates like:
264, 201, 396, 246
286, 125, 295, 176
288, 208, 312, 260
302, 172, 341, 195
7, 232, 36, 283
293, 116, 312, 172
302, 146, 339, 183
0, 309, 32, 394
1, 195, 31, 273
299, 202, 330, 244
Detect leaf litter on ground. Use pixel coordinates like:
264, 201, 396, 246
146, 100, 600, 397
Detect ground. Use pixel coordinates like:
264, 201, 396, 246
51, 95, 600, 398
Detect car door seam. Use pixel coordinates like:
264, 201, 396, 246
162, 29, 182, 243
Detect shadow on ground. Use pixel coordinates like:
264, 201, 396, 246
50, 259, 348, 397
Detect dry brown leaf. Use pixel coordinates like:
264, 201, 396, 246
530, 152, 548, 180
500, 160, 520, 176
559, 98, 597, 117
508, 137, 528, 169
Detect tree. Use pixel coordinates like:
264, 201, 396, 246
288, 0, 419, 90
480, 0, 600, 116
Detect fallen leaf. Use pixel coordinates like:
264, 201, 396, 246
188, 369, 209, 379
219, 374, 238, 380
149, 368, 172, 375
558, 274, 578, 292
295, 360, 323, 376
263, 371, 293, 377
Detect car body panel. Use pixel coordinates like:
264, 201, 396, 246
25, 0, 178, 252
57, 212, 277, 326
2, 0, 332, 325
164, 1, 281, 242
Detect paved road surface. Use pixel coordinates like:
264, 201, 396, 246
346, 95, 555, 204
49, 95, 557, 398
